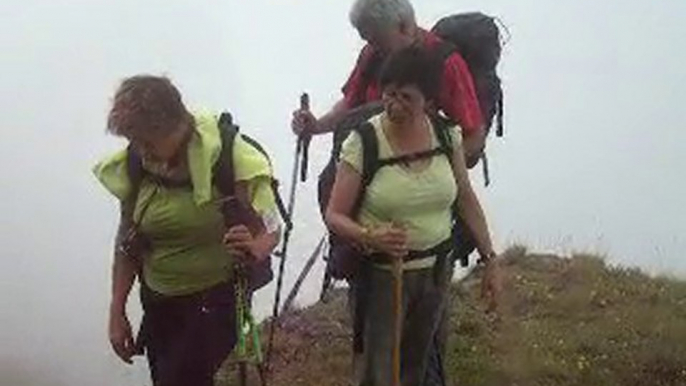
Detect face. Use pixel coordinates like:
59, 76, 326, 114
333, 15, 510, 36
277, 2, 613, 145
381, 83, 427, 124
357, 22, 412, 53
127, 121, 190, 163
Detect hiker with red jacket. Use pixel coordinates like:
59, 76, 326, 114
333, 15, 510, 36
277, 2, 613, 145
292, 0, 485, 161
291, 0, 503, 384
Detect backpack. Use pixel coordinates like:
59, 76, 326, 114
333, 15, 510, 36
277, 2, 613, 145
432, 12, 505, 152
124, 112, 289, 292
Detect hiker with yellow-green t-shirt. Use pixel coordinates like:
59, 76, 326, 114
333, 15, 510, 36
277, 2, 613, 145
94, 75, 282, 386
325, 47, 501, 386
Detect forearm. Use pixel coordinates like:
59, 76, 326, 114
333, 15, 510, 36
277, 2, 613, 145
110, 214, 136, 315
325, 210, 368, 247
462, 128, 486, 166
458, 189, 494, 257
110, 254, 136, 315
312, 99, 350, 134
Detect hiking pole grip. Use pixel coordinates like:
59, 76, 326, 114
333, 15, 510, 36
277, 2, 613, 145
299, 93, 311, 182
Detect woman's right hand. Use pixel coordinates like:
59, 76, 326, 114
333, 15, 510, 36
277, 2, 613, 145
366, 224, 409, 259
291, 108, 318, 136
108, 310, 135, 364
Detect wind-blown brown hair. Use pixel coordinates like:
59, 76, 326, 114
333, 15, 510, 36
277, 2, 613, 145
107, 75, 188, 138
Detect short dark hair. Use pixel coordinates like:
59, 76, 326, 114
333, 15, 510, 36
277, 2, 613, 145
379, 46, 442, 102
106, 75, 188, 138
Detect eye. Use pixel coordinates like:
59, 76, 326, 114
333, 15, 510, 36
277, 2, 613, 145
398, 92, 413, 103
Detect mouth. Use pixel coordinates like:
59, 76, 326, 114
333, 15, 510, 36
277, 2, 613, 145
387, 110, 407, 124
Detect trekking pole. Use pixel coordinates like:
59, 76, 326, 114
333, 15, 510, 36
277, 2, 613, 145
391, 257, 403, 386
319, 263, 333, 302
299, 94, 311, 182
266, 93, 308, 369
482, 152, 491, 187
235, 266, 269, 386
281, 235, 326, 314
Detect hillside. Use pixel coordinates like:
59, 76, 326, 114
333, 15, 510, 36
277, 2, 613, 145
219, 247, 686, 386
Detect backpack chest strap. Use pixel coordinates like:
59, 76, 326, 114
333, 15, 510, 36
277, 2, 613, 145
377, 147, 449, 169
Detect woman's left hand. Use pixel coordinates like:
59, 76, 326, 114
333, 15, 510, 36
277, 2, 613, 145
224, 225, 257, 262
481, 257, 502, 313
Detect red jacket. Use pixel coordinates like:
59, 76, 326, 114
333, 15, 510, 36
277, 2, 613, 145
341, 29, 484, 136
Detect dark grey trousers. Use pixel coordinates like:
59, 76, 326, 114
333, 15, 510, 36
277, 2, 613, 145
351, 263, 453, 386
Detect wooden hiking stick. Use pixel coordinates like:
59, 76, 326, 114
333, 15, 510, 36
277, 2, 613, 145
391, 257, 403, 386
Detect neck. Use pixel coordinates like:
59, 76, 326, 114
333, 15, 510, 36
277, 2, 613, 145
384, 113, 426, 134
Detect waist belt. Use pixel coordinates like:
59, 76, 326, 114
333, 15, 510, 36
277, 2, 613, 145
368, 237, 453, 262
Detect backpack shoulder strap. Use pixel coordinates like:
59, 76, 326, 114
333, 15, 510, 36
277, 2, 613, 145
351, 122, 379, 213
214, 112, 239, 198
430, 115, 455, 164
124, 145, 144, 219
241, 133, 291, 226
214, 112, 291, 227
357, 122, 380, 188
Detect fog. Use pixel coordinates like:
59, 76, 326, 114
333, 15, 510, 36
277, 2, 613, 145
1, 0, 684, 385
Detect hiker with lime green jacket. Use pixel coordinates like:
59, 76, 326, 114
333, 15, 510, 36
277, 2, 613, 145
93, 75, 281, 386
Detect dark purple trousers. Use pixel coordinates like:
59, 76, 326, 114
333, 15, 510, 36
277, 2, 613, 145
137, 281, 237, 386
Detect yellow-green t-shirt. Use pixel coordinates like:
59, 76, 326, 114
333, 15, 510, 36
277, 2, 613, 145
93, 111, 278, 295
340, 113, 460, 270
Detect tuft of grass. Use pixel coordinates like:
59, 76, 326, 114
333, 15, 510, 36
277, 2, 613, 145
218, 251, 686, 386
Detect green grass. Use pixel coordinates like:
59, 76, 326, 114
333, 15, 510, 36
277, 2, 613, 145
218, 247, 686, 385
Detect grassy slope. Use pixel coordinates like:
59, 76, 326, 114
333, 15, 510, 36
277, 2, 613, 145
219, 247, 686, 386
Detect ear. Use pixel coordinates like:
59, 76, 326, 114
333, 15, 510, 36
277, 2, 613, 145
398, 20, 409, 35
398, 20, 416, 36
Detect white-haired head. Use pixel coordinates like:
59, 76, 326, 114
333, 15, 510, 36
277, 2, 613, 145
349, 0, 416, 32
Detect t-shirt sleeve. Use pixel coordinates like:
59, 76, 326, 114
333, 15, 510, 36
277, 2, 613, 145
92, 149, 131, 202
448, 124, 464, 150
439, 52, 484, 135
339, 130, 363, 174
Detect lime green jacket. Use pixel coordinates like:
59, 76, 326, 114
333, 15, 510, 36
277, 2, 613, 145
94, 111, 278, 295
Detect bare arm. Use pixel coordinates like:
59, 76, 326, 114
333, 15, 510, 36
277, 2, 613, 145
450, 139, 494, 257
110, 203, 137, 315
450, 139, 502, 310
292, 98, 351, 136
324, 162, 367, 244
108, 202, 138, 364
314, 98, 351, 134
462, 129, 487, 168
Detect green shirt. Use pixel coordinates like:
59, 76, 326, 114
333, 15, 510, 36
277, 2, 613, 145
93, 111, 278, 295
340, 114, 460, 270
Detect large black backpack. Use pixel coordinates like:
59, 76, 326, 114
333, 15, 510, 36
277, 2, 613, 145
124, 112, 289, 292
330, 12, 505, 170
432, 12, 505, 143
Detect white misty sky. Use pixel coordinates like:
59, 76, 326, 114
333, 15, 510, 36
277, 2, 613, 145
0, 1, 684, 385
